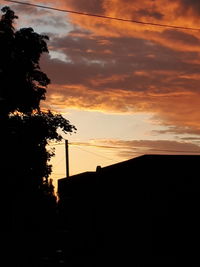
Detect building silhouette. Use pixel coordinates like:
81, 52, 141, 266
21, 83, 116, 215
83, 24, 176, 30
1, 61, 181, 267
58, 154, 200, 265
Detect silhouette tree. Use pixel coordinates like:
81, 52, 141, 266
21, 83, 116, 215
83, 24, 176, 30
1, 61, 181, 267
0, 6, 49, 114
0, 6, 76, 231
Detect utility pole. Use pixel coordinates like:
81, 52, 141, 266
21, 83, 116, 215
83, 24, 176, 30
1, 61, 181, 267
65, 139, 69, 178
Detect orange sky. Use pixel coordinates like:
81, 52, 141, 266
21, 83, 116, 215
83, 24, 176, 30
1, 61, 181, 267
3, 0, 200, 184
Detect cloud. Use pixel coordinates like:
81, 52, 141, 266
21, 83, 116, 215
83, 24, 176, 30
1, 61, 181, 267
8, 1, 200, 51
177, 0, 200, 17
54, 0, 200, 50
63, 0, 105, 14
89, 138, 200, 158
4, 1, 200, 137
43, 33, 200, 88
44, 83, 200, 136
136, 8, 164, 20
38, 29, 200, 136
9, 3, 50, 16
3, 1, 71, 34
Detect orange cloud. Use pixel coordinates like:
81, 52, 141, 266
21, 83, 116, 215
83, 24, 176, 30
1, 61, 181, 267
5, 2, 200, 137
38, 24, 200, 136
43, 83, 200, 136
8, 1, 200, 51
55, 0, 200, 52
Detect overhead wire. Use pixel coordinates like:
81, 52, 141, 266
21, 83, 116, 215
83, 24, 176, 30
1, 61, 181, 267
71, 145, 114, 161
4, 0, 200, 31
47, 141, 200, 154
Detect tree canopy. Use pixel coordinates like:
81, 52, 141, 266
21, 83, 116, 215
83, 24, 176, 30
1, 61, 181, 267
0, 6, 50, 114
0, 6, 76, 231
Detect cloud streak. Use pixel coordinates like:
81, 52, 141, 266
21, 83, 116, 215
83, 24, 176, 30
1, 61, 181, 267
82, 138, 200, 159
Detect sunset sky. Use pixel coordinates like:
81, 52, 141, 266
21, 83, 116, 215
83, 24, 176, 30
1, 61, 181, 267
2, 0, 200, 188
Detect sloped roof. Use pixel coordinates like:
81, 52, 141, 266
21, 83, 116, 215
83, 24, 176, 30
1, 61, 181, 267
58, 154, 200, 193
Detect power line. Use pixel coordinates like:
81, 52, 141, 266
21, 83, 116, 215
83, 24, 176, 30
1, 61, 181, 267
74, 145, 114, 161
47, 141, 200, 154
4, 0, 200, 31
69, 142, 119, 149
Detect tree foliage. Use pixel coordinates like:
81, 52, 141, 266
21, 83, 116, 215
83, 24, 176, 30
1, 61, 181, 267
7, 111, 76, 181
0, 6, 50, 113
0, 6, 76, 230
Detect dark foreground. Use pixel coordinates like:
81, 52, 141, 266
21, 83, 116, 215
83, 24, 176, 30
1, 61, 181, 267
2, 155, 200, 266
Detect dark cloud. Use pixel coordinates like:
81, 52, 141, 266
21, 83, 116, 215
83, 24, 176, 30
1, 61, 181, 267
178, 0, 200, 16
64, 0, 105, 14
162, 29, 200, 46
42, 32, 200, 94
136, 9, 164, 20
